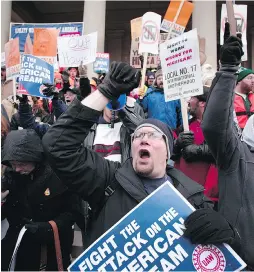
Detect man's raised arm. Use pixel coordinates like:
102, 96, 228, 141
42, 62, 140, 208
201, 33, 244, 170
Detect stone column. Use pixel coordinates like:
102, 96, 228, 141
192, 0, 217, 70
83, 0, 106, 78
1, 1, 12, 52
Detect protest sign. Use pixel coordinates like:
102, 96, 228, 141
24, 34, 33, 55
161, 0, 193, 38
220, 4, 247, 61
138, 12, 161, 94
33, 28, 59, 66
139, 12, 161, 55
160, 29, 203, 102
130, 17, 142, 40
10, 22, 83, 52
18, 54, 54, 98
69, 182, 246, 272
5, 38, 21, 80
58, 32, 97, 67
93, 53, 110, 74
130, 33, 167, 69
1, 52, 5, 67
60, 32, 80, 38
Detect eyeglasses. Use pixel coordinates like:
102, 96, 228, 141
132, 131, 164, 141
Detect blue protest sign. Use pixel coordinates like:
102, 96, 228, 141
69, 182, 246, 272
19, 54, 54, 98
10, 22, 83, 53
93, 53, 110, 73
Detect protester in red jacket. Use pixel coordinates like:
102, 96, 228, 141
173, 86, 218, 205
234, 68, 254, 129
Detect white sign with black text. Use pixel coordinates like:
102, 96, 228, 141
57, 32, 97, 67
160, 29, 203, 102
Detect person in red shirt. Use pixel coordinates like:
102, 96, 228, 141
234, 68, 254, 129
173, 86, 219, 206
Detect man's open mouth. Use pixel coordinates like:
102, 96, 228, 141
139, 149, 150, 159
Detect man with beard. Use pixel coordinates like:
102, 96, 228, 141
234, 68, 254, 129
42, 62, 217, 251
139, 69, 182, 130
173, 87, 219, 206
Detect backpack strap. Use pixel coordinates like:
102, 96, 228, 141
92, 179, 119, 219
167, 167, 213, 209
48, 221, 63, 271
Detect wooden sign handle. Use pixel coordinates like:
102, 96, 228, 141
139, 52, 148, 98
226, 0, 236, 36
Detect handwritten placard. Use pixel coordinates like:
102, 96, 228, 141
58, 32, 97, 67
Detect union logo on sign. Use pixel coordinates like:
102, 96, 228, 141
141, 20, 159, 44
192, 244, 226, 272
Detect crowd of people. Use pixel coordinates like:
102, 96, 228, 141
1, 26, 254, 271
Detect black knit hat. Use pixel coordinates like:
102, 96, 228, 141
63, 87, 82, 101
134, 118, 174, 156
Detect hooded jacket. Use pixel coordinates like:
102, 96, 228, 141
42, 99, 213, 248
1, 129, 78, 271
202, 70, 254, 268
140, 86, 182, 129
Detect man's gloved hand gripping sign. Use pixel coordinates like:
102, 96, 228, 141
69, 182, 246, 272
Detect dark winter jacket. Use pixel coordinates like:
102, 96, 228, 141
139, 86, 182, 129
173, 118, 218, 203
42, 99, 213, 248
18, 100, 67, 138
1, 129, 78, 271
10, 112, 21, 130
202, 70, 254, 268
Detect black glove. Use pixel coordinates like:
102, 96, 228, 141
17, 95, 28, 104
25, 221, 53, 243
184, 209, 241, 248
42, 83, 58, 99
175, 131, 194, 150
61, 70, 69, 83
78, 61, 88, 78
220, 34, 243, 66
139, 55, 144, 63
98, 62, 141, 100
223, 22, 230, 44
182, 143, 215, 163
139, 55, 144, 69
